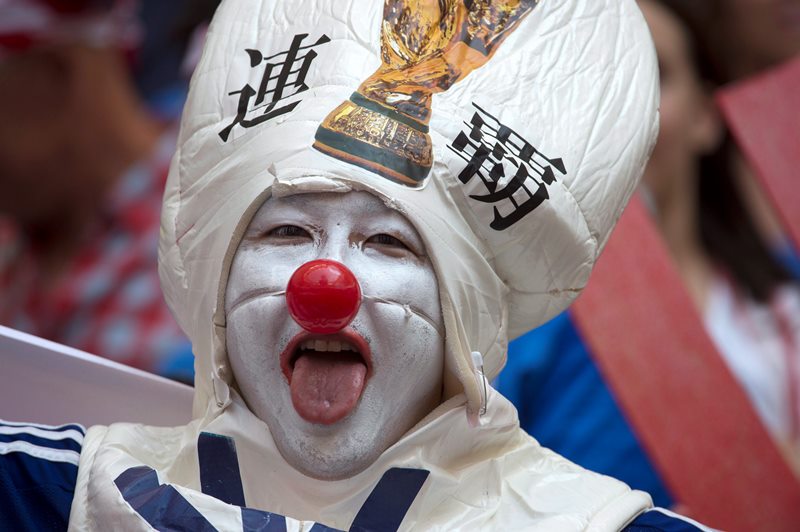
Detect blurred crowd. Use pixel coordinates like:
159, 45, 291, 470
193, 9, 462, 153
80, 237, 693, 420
0, 0, 798, 520
0, 0, 219, 383
498, 0, 800, 510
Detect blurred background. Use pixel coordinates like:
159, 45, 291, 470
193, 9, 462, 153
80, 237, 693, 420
0, 0, 798, 529
0, 0, 220, 384
495, 0, 800, 527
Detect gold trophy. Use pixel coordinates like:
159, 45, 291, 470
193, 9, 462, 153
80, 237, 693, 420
314, 0, 539, 187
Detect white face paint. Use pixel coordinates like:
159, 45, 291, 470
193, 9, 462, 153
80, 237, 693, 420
225, 191, 444, 480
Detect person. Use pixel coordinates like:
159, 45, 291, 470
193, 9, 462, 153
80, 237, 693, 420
640, 0, 800, 468
0, 0, 710, 529
703, 0, 800, 275
0, 0, 194, 381
709, 0, 800, 83
497, 0, 800, 507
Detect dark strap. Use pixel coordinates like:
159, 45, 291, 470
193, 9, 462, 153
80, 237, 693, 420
349, 468, 429, 532
198, 432, 246, 506
116, 432, 430, 532
623, 508, 706, 532
115, 466, 217, 532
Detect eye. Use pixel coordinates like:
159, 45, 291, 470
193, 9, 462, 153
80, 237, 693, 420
366, 233, 410, 251
267, 225, 311, 239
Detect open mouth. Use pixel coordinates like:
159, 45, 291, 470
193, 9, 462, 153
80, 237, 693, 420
280, 329, 372, 425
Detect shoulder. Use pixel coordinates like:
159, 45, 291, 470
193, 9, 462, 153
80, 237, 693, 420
623, 508, 717, 532
0, 420, 84, 531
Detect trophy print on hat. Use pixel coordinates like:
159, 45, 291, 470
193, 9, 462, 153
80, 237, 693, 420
313, 0, 541, 187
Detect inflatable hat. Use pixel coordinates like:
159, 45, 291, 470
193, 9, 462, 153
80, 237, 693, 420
160, 0, 659, 416
313, 2, 544, 186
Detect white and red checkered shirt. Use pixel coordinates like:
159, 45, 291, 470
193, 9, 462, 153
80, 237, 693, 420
0, 131, 193, 382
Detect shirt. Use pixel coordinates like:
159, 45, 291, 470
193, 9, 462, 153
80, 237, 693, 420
0, 133, 193, 383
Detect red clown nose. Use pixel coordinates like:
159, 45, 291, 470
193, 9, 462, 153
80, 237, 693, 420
286, 259, 362, 334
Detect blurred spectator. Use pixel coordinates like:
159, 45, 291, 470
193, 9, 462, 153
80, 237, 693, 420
709, 0, 800, 83
134, 0, 220, 120
708, 0, 800, 271
0, 0, 213, 383
498, 0, 800, 506
640, 0, 800, 470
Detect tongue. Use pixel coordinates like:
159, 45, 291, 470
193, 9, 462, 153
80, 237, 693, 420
290, 350, 368, 425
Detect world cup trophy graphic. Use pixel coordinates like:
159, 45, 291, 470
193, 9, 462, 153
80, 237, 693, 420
314, 0, 540, 187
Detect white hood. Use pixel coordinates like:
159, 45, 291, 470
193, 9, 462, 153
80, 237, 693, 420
70, 1, 660, 530
158, 0, 658, 418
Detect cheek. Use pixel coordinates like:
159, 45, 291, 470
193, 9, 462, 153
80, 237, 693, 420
227, 300, 291, 371
226, 299, 296, 415
403, 324, 443, 382
355, 257, 442, 326
386, 319, 444, 415
357, 305, 443, 391
227, 246, 313, 307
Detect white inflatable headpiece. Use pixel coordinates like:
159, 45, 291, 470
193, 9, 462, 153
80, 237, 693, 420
159, 0, 658, 417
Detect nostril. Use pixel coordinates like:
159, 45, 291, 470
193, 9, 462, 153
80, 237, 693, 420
285, 259, 362, 334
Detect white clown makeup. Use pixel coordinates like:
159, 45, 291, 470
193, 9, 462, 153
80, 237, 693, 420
225, 191, 444, 480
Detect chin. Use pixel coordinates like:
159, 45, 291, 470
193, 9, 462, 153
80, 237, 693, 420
274, 420, 390, 481
258, 379, 441, 481
293, 445, 384, 481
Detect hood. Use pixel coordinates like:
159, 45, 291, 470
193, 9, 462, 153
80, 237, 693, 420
158, 0, 659, 419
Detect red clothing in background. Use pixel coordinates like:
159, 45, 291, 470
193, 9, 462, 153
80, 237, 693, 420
0, 133, 193, 382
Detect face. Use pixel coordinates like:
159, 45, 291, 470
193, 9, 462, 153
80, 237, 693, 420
225, 191, 444, 480
639, 0, 721, 211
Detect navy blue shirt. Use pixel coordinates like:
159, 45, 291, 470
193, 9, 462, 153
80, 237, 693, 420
0, 420, 83, 530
